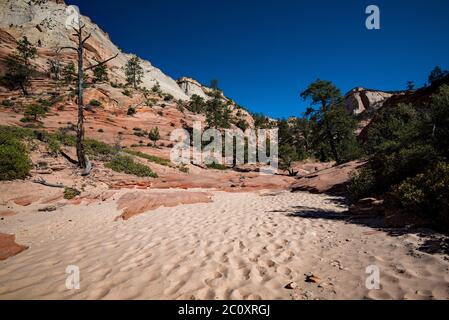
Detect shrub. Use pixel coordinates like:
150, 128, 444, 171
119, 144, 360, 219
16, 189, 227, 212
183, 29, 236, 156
105, 155, 157, 178
206, 162, 227, 170
163, 94, 174, 101
347, 167, 376, 201
1, 100, 14, 107
178, 164, 189, 173
98, 128, 104, 133
122, 89, 132, 97
124, 149, 170, 166
64, 187, 81, 200
37, 98, 53, 108
127, 107, 136, 116
24, 104, 46, 121
392, 162, 449, 230
46, 138, 61, 156
148, 127, 160, 146
0, 131, 32, 180
89, 99, 102, 107
84, 139, 115, 158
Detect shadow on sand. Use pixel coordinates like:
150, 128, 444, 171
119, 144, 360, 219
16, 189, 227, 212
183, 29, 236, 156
273, 200, 449, 256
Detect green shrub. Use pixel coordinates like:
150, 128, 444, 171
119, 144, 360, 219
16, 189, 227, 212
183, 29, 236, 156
84, 139, 115, 158
24, 104, 46, 121
64, 187, 81, 200
37, 98, 53, 108
46, 138, 61, 156
163, 94, 174, 101
124, 149, 170, 166
148, 127, 160, 146
0, 131, 32, 180
347, 167, 376, 201
105, 155, 158, 178
392, 162, 449, 229
1, 99, 14, 107
89, 99, 102, 107
206, 162, 227, 170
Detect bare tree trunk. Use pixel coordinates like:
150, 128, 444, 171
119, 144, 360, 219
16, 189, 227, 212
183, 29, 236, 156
76, 27, 88, 170
60, 24, 118, 176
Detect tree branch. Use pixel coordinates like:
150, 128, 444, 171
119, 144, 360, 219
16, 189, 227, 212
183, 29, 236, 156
84, 53, 119, 71
82, 33, 92, 45
33, 177, 65, 188
59, 46, 78, 53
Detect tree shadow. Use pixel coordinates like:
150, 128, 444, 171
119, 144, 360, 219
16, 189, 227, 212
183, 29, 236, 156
281, 201, 449, 256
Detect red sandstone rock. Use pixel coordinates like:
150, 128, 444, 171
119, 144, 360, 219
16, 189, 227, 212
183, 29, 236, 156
0, 233, 28, 261
290, 161, 364, 195
116, 191, 213, 220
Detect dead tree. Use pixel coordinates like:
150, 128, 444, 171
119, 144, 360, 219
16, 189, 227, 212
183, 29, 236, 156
60, 23, 118, 175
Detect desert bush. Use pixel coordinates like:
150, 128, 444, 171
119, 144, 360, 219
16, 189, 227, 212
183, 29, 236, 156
124, 149, 170, 166
206, 162, 227, 170
0, 131, 32, 180
89, 99, 102, 107
392, 162, 449, 230
24, 104, 46, 121
105, 155, 157, 178
347, 166, 376, 201
1, 100, 14, 107
64, 187, 80, 200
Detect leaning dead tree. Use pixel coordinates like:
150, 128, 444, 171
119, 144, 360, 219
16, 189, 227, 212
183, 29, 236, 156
60, 23, 118, 175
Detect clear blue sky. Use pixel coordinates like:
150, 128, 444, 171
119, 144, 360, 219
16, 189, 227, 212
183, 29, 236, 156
67, 0, 449, 118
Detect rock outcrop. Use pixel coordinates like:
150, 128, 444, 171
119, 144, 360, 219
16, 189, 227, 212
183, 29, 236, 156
344, 87, 399, 116
290, 161, 364, 195
177, 77, 210, 99
0, 0, 189, 100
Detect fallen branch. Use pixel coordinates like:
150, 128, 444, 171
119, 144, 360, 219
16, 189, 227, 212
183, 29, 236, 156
32, 177, 65, 188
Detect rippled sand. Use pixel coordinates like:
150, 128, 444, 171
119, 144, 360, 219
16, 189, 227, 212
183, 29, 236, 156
1, 190, 448, 300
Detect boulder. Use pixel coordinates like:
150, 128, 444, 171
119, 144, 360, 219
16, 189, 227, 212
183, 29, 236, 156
290, 161, 364, 195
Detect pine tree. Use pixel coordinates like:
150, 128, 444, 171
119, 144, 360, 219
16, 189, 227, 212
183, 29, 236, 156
300, 79, 361, 164
125, 55, 144, 89
2, 36, 37, 95
148, 127, 160, 147
93, 63, 109, 83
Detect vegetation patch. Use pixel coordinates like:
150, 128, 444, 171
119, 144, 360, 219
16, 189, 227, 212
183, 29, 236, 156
124, 149, 170, 166
105, 155, 157, 178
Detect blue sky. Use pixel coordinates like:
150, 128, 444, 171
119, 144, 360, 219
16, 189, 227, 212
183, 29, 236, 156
67, 0, 449, 118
